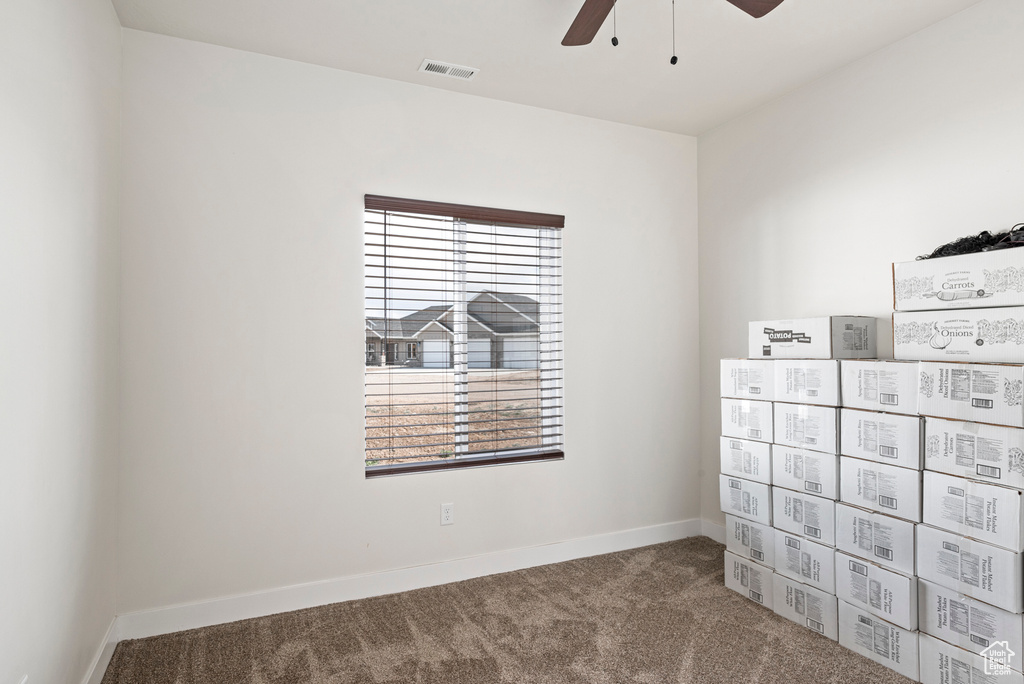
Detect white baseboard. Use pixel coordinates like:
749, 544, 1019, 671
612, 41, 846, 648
85, 517, 724, 681
104, 518, 706, 649
701, 519, 725, 544
83, 617, 119, 684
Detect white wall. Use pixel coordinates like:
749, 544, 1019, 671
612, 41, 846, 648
0, 0, 121, 682
118, 30, 700, 614
698, 0, 1024, 524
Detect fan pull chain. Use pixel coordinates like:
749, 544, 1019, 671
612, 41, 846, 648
670, 0, 678, 64
611, 1, 618, 46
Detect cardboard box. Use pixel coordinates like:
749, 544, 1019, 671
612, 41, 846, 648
749, 316, 877, 360
918, 578, 1024, 663
920, 632, 1024, 684
773, 359, 840, 406
925, 416, 1024, 490
773, 403, 839, 454
772, 486, 836, 546
840, 359, 919, 415
721, 398, 774, 443
725, 514, 776, 568
835, 503, 916, 576
894, 307, 1024, 363
838, 600, 920, 680
724, 550, 774, 609
720, 475, 772, 526
840, 457, 922, 523
774, 530, 836, 594
915, 524, 1024, 613
720, 359, 775, 401
918, 362, 1024, 428
922, 471, 1024, 551
893, 249, 1024, 312
835, 551, 917, 631
720, 436, 771, 485
772, 573, 839, 641
771, 445, 839, 500
840, 409, 923, 470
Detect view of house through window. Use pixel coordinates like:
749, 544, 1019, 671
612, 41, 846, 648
364, 196, 564, 475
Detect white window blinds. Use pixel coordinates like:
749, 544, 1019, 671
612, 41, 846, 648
364, 195, 564, 476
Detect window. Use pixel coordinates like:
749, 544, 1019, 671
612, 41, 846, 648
364, 195, 564, 476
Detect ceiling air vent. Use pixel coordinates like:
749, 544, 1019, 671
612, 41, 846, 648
418, 59, 478, 82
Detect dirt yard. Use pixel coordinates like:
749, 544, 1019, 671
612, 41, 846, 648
365, 368, 543, 465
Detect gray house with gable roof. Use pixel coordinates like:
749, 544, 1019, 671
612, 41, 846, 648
366, 291, 541, 369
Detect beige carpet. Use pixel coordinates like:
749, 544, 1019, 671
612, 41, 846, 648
102, 536, 914, 683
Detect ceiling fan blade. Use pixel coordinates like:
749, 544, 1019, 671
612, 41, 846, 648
562, 0, 617, 46
723, 0, 785, 18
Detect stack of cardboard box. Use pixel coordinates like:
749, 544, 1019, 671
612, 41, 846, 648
720, 330, 926, 679
721, 317, 876, 647
896, 252, 1024, 684
834, 358, 922, 679
719, 249, 1024, 683
893, 248, 1024, 364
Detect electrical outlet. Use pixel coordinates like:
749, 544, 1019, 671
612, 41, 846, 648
440, 502, 454, 526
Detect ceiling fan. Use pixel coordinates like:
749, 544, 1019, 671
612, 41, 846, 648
562, 0, 785, 46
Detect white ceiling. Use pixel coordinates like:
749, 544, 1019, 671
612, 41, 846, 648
110, 0, 985, 136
